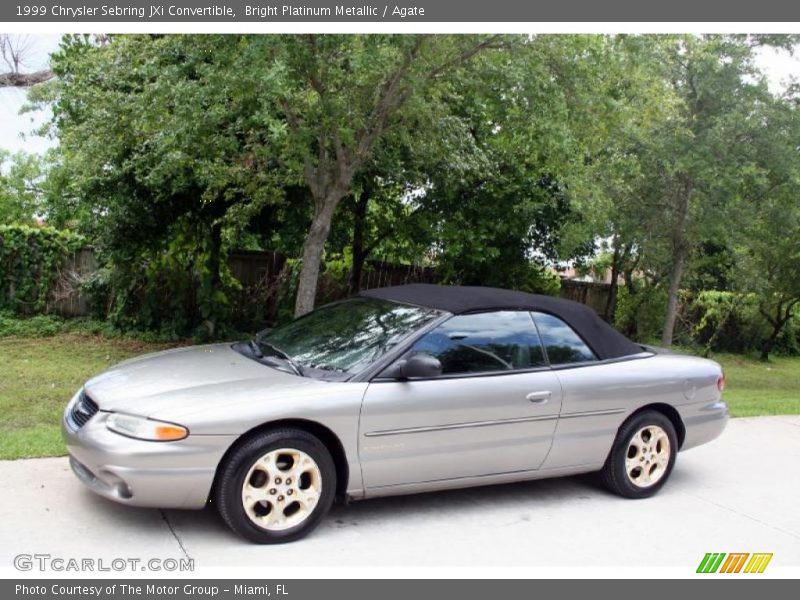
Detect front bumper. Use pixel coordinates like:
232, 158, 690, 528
62, 400, 238, 509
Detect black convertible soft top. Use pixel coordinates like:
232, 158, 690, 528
360, 283, 644, 360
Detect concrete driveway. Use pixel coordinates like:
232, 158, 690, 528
1, 416, 798, 570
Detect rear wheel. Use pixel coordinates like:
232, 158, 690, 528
215, 428, 336, 543
601, 410, 678, 499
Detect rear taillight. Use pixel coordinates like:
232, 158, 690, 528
716, 373, 726, 392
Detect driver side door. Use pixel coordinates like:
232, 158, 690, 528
358, 311, 563, 490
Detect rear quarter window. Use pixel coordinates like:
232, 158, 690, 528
532, 312, 598, 365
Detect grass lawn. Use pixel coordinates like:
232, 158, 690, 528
0, 334, 182, 460
713, 353, 800, 417
0, 334, 797, 460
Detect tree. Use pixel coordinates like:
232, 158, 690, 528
570, 35, 795, 345
263, 35, 504, 316
41, 34, 288, 334
557, 35, 800, 347
560, 35, 679, 325
0, 34, 53, 87
728, 86, 800, 360
740, 193, 800, 360
325, 71, 498, 294
0, 150, 44, 224
341, 171, 415, 294
402, 35, 627, 292
651, 35, 793, 346
0, 34, 33, 73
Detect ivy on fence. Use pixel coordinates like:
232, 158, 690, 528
0, 225, 85, 314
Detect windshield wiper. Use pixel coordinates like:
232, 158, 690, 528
255, 339, 304, 377
248, 339, 264, 358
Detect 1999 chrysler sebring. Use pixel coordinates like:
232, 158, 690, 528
63, 284, 728, 543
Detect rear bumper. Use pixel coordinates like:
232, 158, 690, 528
678, 399, 729, 451
62, 405, 238, 509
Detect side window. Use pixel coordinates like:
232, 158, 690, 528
532, 312, 597, 364
409, 311, 546, 375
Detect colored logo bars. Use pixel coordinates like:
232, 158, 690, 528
696, 553, 773, 573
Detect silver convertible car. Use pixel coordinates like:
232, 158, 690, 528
63, 284, 728, 543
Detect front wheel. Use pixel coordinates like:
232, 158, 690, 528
215, 428, 336, 543
600, 410, 678, 499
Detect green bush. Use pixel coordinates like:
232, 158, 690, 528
687, 291, 762, 354
612, 286, 799, 355
0, 311, 214, 343
0, 225, 84, 314
0, 312, 67, 337
686, 290, 799, 356
511, 263, 562, 296
86, 224, 241, 342
0, 312, 123, 338
773, 311, 800, 356
614, 284, 668, 344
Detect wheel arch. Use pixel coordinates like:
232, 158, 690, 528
210, 418, 350, 504
628, 403, 686, 449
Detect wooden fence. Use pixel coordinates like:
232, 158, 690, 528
559, 279, 611, 315
48, 248, 611, 322
48, 248, 97, 317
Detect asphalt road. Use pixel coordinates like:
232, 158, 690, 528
1, 416, 798, 571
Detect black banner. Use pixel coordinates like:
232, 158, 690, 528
2, 0, 800, 22
4, 580, 799, 600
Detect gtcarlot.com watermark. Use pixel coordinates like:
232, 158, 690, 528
14, 553, 194, 572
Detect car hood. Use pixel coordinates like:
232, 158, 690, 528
83, 343, 314, 416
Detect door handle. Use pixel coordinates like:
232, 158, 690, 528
526, 391, 552, 404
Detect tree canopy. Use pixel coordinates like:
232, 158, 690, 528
7, 33, 800, 357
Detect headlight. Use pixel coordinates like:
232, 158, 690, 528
106, 413, 188, 441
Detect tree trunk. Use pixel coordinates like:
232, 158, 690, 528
208, 223, 223, 291
661, 178, 693, 347
349, 183, 372, 295
759, 300, 798, 361
0, 69, 53, 87
604, 240, 622, 323
760, 326, 781, 361
660, 245, 687, 347
294, 199, 338, 317
201, 222, 224, 337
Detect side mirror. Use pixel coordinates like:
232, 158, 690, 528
382, 353, 443, 380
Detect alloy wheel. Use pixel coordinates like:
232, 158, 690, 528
241, 448, 322, 531
624, 425, 671, 488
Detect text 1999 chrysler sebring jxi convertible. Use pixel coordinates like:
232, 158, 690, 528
63, 284, 728, 543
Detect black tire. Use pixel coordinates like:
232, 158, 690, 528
600, 410, 678, 499
215, 428, 336, 543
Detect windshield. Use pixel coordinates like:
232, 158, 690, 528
257, 298, 441, 374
